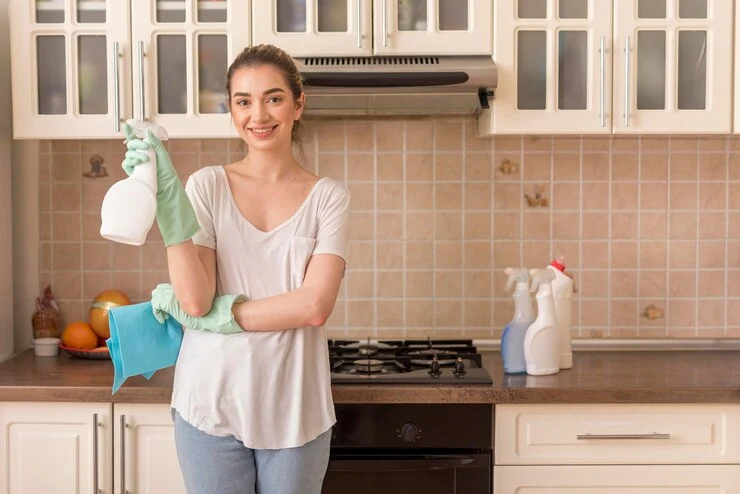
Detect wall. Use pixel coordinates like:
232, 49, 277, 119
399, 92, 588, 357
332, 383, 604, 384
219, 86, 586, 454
0, 0, 13, 360
37, 119, 740, 342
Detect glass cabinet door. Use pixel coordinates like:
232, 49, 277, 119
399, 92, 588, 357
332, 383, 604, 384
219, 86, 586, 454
252, 0, 372, 57
374, 0, 492, 55
614, 0, 732, 133
11, 0, 130, 138
131, 0, 250, 137
488, 0, 612, 134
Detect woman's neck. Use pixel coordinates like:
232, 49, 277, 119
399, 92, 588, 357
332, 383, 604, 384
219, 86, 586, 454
235, 149, 305, 182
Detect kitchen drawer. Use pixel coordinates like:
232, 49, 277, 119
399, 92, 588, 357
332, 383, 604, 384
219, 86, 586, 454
495, 404, 740, 465
494, 465, 740, 493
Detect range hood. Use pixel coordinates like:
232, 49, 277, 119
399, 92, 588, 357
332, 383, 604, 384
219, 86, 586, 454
296, 56, 497, 116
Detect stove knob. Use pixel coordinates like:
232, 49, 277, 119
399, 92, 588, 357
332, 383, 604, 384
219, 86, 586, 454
453, 357, 466, 377
399, 422, 421, 443
428, 357, 441, 378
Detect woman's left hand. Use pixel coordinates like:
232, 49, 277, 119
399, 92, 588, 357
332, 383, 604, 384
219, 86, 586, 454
151, 283, 246, 334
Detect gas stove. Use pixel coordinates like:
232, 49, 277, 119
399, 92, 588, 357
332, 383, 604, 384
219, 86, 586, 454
327, 338, 492, 384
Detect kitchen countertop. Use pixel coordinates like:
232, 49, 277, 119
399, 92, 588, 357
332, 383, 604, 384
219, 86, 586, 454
0, 349, 738, 404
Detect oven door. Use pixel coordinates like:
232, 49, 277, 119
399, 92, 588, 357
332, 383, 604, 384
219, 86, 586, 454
322, 452, 491, 493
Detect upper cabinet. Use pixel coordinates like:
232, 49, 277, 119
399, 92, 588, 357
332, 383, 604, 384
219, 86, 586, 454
482, 0, 733, 135
252, 0, 492, 57
10, 0, 250, 139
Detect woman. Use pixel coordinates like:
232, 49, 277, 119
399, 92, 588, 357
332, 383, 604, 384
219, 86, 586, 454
121, 44, 350, 494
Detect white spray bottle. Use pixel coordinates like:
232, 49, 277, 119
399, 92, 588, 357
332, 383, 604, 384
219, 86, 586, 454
547, 256, 574, 369
523, 268, 560, 376
99, 120, 168, 246
500, 268, 534, 374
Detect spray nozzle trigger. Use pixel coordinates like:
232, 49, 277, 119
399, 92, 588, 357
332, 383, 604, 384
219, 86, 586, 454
529, 268, 555, 293
124, 119, 169, 143
504, 267, 530, 291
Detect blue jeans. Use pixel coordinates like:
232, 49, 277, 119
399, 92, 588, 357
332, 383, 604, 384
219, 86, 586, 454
172, 410, 331, 494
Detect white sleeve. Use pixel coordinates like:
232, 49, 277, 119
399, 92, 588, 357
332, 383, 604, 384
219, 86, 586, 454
185, 171, 216, 250
313, 182, 350, 261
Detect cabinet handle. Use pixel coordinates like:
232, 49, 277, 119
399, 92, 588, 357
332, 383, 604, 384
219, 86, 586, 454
356, 0, 362, 48
382, 0, 388, 48
599, 36, 605, 128
92, 413, 100, 494
577, 433, 671, 440
112, 42, 121, 133
137, 41, 145, 121
120, 414, 128, 494
623, 36, 630, 128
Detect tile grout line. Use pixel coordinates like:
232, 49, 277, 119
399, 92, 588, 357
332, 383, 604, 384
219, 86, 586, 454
724, 138, 730, 335
401, 123, 407, 339
578, 136, 584, 337
636, 138, 642, 336
694, 139, 700, 336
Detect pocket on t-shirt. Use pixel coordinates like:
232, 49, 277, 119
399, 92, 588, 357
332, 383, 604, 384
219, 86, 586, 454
289, 236, 316, 289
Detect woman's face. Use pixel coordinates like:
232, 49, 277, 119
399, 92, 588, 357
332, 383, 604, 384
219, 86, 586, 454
228, 64, 304, 152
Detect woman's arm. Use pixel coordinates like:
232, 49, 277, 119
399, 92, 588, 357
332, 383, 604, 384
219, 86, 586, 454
232, 253, 345, 331
167, 242, 216, 317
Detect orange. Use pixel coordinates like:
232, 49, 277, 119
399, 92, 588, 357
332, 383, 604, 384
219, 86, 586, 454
89, 289, 131, 339
62, 321, 99, 350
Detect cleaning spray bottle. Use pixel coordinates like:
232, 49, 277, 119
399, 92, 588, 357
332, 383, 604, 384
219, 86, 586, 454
523, 268, 560, 376
500, 268, 534, 374
548, 256, 574, 369
99, 120, 168, 246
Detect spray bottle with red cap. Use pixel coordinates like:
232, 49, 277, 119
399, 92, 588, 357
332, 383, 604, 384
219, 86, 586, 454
547, 256, 573, 369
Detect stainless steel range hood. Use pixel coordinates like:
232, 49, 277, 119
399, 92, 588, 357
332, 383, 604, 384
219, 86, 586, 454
296, 56, 497, 116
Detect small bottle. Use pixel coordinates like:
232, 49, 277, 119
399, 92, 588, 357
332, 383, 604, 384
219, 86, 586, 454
548, 256, 574, 369
500, 268, 534, 374
100, 120, 168, 246
523, 268, 560, 376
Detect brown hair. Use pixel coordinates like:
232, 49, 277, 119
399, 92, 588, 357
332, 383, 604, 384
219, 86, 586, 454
226, 44, 305, 147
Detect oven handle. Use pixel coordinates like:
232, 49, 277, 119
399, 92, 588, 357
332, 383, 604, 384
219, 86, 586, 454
328, 455, 484, 472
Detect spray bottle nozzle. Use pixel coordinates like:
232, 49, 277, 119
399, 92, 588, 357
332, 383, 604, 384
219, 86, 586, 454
124, 119, 169, 142
504, 268, 530, 291
529, 268, 556, 293
550, 255, 567, 272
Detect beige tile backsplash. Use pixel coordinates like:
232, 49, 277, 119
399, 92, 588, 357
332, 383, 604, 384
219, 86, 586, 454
40, 117, 740, 340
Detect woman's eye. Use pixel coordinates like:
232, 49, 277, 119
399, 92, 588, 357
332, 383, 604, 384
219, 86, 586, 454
236, 99, 250, 107
268, 96, 282, 104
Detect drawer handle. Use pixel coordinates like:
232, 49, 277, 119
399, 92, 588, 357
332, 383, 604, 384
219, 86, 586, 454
577, 433, 671, 440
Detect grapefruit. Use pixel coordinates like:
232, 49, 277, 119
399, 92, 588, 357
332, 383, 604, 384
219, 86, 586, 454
62, 321, 99, 350
89, 289, 131, 338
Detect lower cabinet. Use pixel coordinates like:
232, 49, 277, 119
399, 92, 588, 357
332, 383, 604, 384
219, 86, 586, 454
495, 465, 740, 492
114, 404, 186, 494
0, 402, 183, 494
0, 402, 112, 494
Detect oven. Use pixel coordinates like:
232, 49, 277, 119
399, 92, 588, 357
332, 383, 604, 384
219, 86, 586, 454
324, 339, 494, 493
323, 403, 493, 494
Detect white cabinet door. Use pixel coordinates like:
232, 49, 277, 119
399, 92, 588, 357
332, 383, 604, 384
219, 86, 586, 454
495, 465, 740, 493
114, 404, 186, 494
9, 0, 132, 139
483, 0, 613, 135
613, 0, 732, 134
252, 0, 373, 57
0, 402, 112, 494
374, 0, 492, 55
130, 0, 250, 138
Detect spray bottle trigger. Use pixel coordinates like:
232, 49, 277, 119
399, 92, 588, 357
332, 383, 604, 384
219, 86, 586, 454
529, 269, 540, 292
504, 267, 514, 291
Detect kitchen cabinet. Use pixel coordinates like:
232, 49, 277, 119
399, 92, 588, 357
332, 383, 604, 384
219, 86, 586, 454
252, 0, 492, 57
494, 404, 740, 493
481, 0, 733, 135
0, 402, 112, 494
114, 404, 186, 494
9, 0, 250, 139
494, 465, 740, 493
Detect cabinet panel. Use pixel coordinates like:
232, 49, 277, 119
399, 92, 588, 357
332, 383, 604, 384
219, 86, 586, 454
0, 402, 112, 494
253, 0, 372, 57
374, 0, 492, 55
612, 0, 732, 133
496, 404, 740, 465
114, 404, 186, 494
485, 0, 613, 134
131, 0, 249, 138
494, 465, 740, 493
10, 0, 132, 139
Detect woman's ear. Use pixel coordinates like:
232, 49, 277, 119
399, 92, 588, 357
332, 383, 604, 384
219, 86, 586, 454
295, 93, 306, 120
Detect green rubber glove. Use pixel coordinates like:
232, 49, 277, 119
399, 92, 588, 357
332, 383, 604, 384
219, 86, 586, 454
150, 283, 246, 334
122, 123, 200, 246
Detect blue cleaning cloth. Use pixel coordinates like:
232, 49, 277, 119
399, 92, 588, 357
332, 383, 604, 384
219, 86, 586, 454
106, 302, 183, 394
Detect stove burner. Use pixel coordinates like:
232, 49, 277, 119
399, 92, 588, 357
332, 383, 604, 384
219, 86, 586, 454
352, 359, 384, 373
357, 344, 378, 356
409, 358, 456, 367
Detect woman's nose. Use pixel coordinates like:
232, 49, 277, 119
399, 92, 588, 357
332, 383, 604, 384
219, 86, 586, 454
251, 101, 269, 122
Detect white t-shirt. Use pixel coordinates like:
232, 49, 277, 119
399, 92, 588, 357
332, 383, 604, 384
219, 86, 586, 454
170, 165, 350, 449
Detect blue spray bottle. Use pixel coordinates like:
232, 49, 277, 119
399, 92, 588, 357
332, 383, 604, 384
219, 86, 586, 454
500, 268, 535, 374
